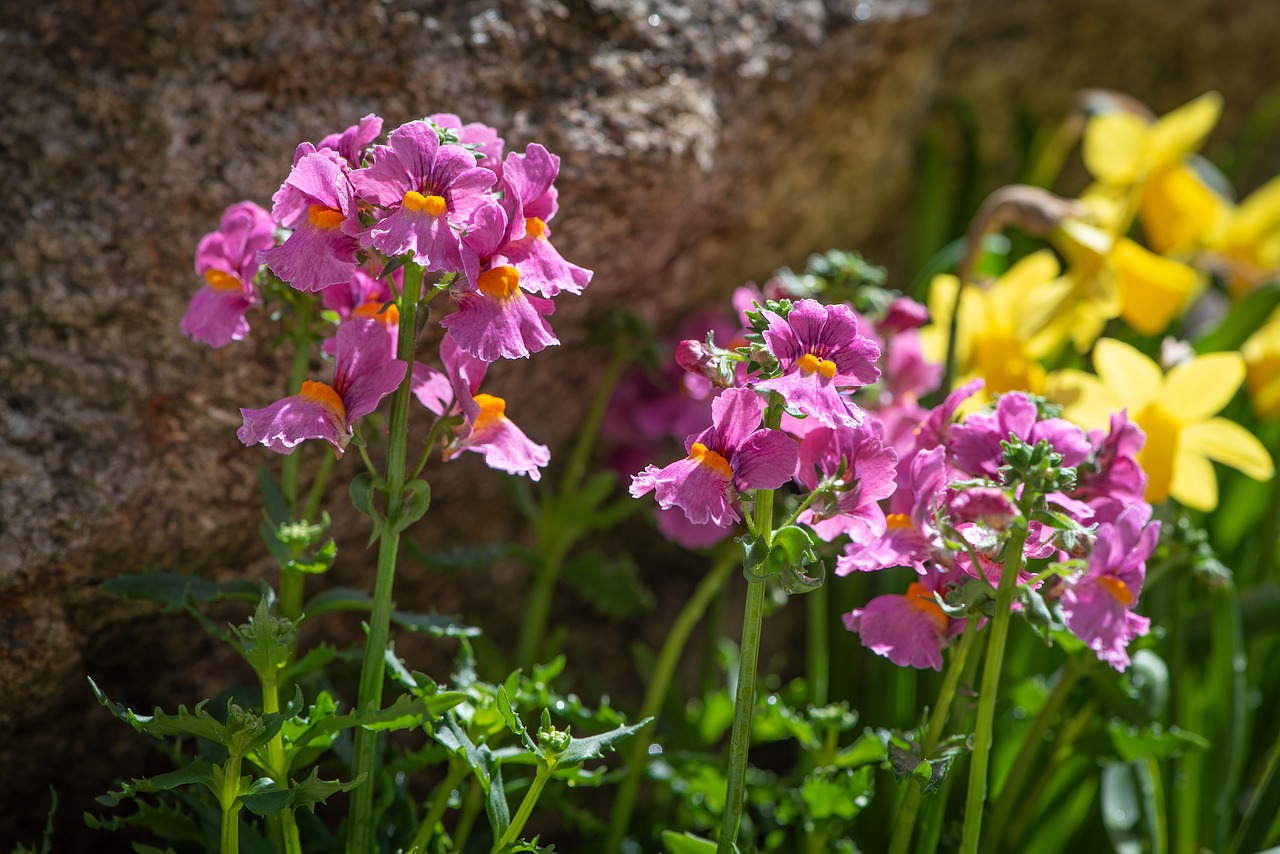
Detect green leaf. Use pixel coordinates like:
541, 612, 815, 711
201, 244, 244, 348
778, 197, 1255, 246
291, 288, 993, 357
405, 540, 515, 573
387, 478, 431, 534
283, 538, 337, 575
353, 693, 437, 733
435, 715, 510, 838
556, 718, 650, 767
291, 767, 362, 814
497, 687, 541, 755
297, 587, 479, 636
90, 679, 226, 744
660, 831, 720, 854
1194, 281, 1280, 354
349, 472, 385, 544
239, 779, 294, 817
834, 731, 888, 768
801, 766, 875, 819
1107, 721, 1210, 762
99, 570, 262, 610
259, 467, 290, 527
560, 551, 654, 619
96, 762, 222, 807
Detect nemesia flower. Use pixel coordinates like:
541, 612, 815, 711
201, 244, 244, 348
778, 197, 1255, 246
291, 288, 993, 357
238, 319, 406, 457
1073, 411, 1147, 508
182, 201, 275, 347
351, 120, 498, 278
414, 334, 550, 480
441, 199, 558, 361
259, 150, 361, 292
429, 113, 505, 179
949, 392, 1091, 481
1048, 338, 1274, 511
1059, 504, 1158, 671
498, 145, 591, 298
321, 267, 399, 358
630, 388, 798, 527
752, 299, 881, 428
314, 113, 384, 169
836, 445, 949, 575
843, 576, 962, 671
795, 422, 898, 543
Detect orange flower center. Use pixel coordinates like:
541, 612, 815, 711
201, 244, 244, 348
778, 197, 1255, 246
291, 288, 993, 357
473, 393, 507, 430
203, 269, 242, 292
300, 380, 346, 420
525, 217, 547, 239
352, 300, 399, 327
477, 265, 522, 300
403, 191, 447, 216
797, 352, 837, 379
689, 442, 733, 479
906, 582, 948, 632
1097, 575, 1136, 607
307, 205, 345, 229
886, 513, 912, 529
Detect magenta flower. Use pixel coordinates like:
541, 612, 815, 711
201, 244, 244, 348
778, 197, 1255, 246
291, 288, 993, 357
182, 201, 275, 347
631, 388, 799, 527
1074, 411, 1148, 508
837, 445, 948, 575
429, 113, 506, 179
321, 267, 400, 359
949, 392, 1091, 480
238, 319, 406, 457
413, 334, 550, 480
441, 199, 558, 361
753, 299, 881, 428
843, 578, 962, 671
315, 113, 384, 169
1060, 505, 1157, 671
259, 150, 361, 292
498, 145, 591, 298
795, 422, 899, 543
351, 120, 497, 278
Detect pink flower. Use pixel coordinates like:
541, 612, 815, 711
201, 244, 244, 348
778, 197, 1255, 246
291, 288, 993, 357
321, 267, 399, 358
238, 319, 406, 457
843, 580, 961, 671
1060, 505, 1157, 671
631, 388, 799, 527
753, 299, 881, 428
837, 446, 948, 575
182, 201, 275, 347
413, 334, 550, 480
949, 392, 1091, 480
429, 113, 506, 179
315, 113, 383, 169
259, 150, 361, 292
795, 422, 899, 543
497, 145, 591, 298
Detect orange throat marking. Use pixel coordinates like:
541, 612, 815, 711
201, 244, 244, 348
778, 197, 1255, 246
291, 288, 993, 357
689, 442, 733, 479
300, 380, 347, 421
477, 265, 522, 300
307, 205, 345, 229
797, 352, 837, 378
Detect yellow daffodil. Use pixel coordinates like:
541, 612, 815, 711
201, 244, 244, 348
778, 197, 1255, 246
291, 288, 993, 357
1206, 174, 1280, 296
921, 251, 1060, 405
1082, 91, 1225, 255
1047, 338, 1273, 511
1241, 315, 1280, 418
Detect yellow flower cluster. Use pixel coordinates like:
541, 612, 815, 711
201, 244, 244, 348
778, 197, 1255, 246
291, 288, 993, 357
922, 91, 1280, 510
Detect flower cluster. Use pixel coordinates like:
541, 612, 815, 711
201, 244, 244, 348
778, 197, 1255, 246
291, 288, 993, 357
186, 114, 592, 478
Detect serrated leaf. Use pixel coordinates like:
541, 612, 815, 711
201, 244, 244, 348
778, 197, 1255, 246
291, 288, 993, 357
290, 767, 363, 814
497, 687, 541, 755
96, 762, 222, 807
284, 538, 337, 575
660, 831, 719, 853
100, 570, 262, 610
90, 679, 226, 744
239, 779, 294, 817
84, 797, 203, 844
560, 552, 654, 619
405, 540, 514, 572
297, 587, 478, 636
556, 718, 649, 767
435, 715, 510, 837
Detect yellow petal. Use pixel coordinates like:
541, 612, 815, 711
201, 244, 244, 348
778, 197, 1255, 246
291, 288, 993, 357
1045, 369, 1120, 432
1092, 338, 1162, 412
1155, 351, 1244, 419
1168, 443, 1218, 511
1226, 172, 1280, 245
1113, 239, 1200, 336
1139, 163, 1226, 255
1083, 111, 1148, 186
1182, 417, 1275, 481
1148, 91, 1222, 169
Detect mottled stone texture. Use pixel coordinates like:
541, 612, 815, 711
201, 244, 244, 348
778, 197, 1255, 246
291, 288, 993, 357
1, 0, 1277, 845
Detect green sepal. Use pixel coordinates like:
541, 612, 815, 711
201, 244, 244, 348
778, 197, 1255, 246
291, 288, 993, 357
99, 570, 263, 611
297, 586, 479, 636
283, 537, 337, 575
660, 831, 720, 854
386, 478, 431, 535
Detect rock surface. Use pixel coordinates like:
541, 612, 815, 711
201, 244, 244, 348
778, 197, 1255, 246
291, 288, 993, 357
2, 0, 1277, 845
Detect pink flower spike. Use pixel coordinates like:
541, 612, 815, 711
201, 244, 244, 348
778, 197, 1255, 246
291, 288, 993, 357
182, 201, 275, 347
259, 151, 360, 292
753, 299, 881, 428
630, 388, 798, 527
238, 319, 406, 457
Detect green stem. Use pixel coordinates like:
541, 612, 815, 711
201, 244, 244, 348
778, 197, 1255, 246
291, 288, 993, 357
605, 549, 737, 851
887, 619, 980, 854
562, 345, 628, 496
806, 580, 829, 707
302, 451, 336, 525
260, 670, 302, 854
984, 657, 1083, 846
959, 516, 1031, 854
220, 753, 243, 854
717, 393, 782, 853
515, 546, 567, 670
278, 294, 316, 623
1226, 717, 1280, 854
409, 758, 469, 853
1141, 755, 1169, 854
1005, 698, 1098, 847
452, 779, 482, 853
492, 763, 553, 852
346, 265, 424, 854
